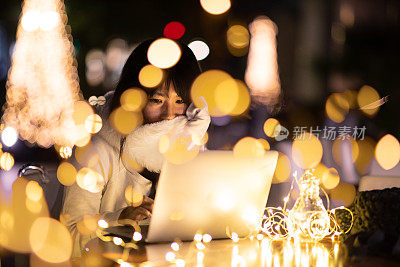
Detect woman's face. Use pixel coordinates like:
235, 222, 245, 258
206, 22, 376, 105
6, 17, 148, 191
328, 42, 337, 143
143, 84, 188, 123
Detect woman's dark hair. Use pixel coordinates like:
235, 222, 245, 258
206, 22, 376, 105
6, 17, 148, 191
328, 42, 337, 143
110, 38, 202, 114
111, 38, 202, 158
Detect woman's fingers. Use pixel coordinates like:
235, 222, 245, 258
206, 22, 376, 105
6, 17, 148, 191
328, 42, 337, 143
136, 206, 152, 219
119, 206, 152, 221
141, 195, 154, 212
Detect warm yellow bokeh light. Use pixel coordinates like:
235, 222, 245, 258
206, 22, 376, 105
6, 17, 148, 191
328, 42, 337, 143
57, 162, 77, 186
230, 80, 251, 116
258, 138, 270, 151
109, 107, 143, 135
357, 85, 380, 116
272, 152, 291, 183
30, 253, 72, 267
59, 146, 72, 159
233, 137, 265, 158
124, 185, 144, 207
73, 101, 94, 125
227, 25, 249, 57
343, 89, 357, 109
26, 198, 42, 214
191, 70, 236, 116
325, 93, 349, 123
84, 114, 102, 134
263, 118, 281, 138
121, 153, 144, 173
120, 88, 147, 112
147, 38, 181, 69
375, 134, 400, 170
0, 152, 15, 171
200, 0, 231, 15
76, 167, 105, 193
161, 135, 200, 164
0, 178, 49, 253
214, 78, 239, 115
355, 137, 375, 175
332, 137, 359, 166
330, 183, 356, 207
26, 181, 43, 202
138, 65, 163, 88
76, 214, 99, 236
74, 125, 91, 147
292, 133, 323, 169
29, 217, 72, 263
322, 167, 340, 190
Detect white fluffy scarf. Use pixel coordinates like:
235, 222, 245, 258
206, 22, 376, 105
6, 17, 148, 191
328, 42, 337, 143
95, 91, 210, 174
123, 116, 187, 173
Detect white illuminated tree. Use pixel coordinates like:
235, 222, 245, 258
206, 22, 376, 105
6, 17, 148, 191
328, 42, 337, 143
3, 0, 81, 147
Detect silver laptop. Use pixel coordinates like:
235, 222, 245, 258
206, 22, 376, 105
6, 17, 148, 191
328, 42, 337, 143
146, 150, 278, 242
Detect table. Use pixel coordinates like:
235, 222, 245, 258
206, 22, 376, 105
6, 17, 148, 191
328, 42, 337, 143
84, 236, 350, 266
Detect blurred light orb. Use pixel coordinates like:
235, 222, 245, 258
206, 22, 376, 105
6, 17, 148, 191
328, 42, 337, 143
120, 88, 147, 112
21, 10, 41, 32
161, 134, 200, 164
74, 125, 91, 147
355, 137, 375, 175
29, 217, 72, 263
163, 21, 185, 40
230, 80, 250, 116
76, 167, 104, 193
59, 146, 72, 159
357, 85, 380, 116
109, 107, 143, 135
375, 134, 400, 170
332, 137, 359, 166
1, 126, 18, 147
138, 65, 163, 88
133, 232, 142, 241
325, 93, 349, 123
258, 138, 270, 151
73, 101, 94, 125
124, 185, 144, 207
188, 40, 210, 61
214, 78, 239, 115
39, 11, 60, 31
233, 137, 265, 158
227, 25, 249, 57
57, 162, 77, 186
0, 152, 15, 171
147, 38, 181, 69
292, 133, 323, 169
191, 70, 237, 116
272, 152, 291, 183
85, 114, 102, 134
105, 38, 128, 71
200, 0, 231, 15
330, 183, 356, 207
26, 181, 43, 202
77, 215, 99, 235
85, 49, 106, 86
263, 118, 281, 138
322, 167, 340, 190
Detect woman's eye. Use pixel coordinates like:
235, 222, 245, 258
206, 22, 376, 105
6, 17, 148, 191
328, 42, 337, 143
149, 98, 162, 104
176, 99, 184, 104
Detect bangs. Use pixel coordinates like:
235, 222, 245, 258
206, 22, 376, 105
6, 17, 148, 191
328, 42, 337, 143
146, 69, 192, 105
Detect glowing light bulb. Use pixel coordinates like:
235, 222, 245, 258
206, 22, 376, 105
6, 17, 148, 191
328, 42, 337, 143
287, 170, 330, 241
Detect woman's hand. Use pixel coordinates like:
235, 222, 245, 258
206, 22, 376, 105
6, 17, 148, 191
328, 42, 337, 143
118, 195, 154, 222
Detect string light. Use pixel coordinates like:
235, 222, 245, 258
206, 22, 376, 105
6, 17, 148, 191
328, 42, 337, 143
261, 170, 354, 242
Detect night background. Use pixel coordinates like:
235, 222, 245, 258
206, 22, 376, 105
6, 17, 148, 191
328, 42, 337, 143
1, 0, 400, 265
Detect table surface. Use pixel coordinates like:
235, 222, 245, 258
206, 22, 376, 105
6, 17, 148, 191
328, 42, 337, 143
85, 236, 356, 266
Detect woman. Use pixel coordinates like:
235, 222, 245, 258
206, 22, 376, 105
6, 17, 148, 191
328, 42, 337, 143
62, 39, 210, 256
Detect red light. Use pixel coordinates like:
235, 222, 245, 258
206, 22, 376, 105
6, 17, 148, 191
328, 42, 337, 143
163, 21, 185, 40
